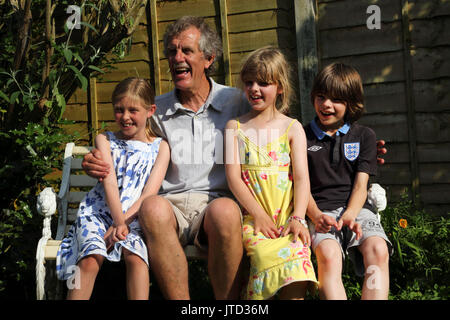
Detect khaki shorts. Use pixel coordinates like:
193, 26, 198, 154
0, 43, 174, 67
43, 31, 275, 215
163, 192, 212, 250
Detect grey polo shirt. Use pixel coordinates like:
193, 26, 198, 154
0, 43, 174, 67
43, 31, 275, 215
153, 78, 250, 198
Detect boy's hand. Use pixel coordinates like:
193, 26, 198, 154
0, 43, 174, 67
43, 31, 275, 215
337, 212, 362, 240
314, 213, 339, 233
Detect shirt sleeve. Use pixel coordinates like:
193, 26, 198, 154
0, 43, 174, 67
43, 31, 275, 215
356, 126, 377, 176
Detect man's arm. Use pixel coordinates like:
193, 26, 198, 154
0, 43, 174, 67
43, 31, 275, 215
81, 148, 110, 181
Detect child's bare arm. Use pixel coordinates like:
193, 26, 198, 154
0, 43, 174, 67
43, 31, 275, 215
123, 139, 170, 224
288, 121, 310, 218
307, 194, 339, 233
95, 134, 127, 240
337, 172, 368, 239
281, 121, 310, 244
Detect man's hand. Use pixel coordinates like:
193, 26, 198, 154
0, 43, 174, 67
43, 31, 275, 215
81, 148, 110, 181
376, 140, 387, 165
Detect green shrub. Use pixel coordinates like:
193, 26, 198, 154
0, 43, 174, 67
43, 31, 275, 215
343, 195, 449, 300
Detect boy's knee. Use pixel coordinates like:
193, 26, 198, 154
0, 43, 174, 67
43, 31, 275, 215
362, 237, 389, 265
316, 240, 342, 268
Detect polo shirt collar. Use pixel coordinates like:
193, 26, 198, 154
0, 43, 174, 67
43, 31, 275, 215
164, 78, 223, 116
310, 117, 350, 140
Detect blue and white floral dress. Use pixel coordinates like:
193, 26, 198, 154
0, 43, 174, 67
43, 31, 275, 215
56, 131, 161, 280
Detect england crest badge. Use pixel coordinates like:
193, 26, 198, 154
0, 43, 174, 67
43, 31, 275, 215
344, 142, 360, 161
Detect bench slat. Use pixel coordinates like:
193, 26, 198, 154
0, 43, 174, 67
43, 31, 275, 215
71, 158, 83, 170
68, 208, 78, 223
68, 191, 88, 203
69, 175, 98, 187
44, 240, 62, 260
44, 241, 204, 260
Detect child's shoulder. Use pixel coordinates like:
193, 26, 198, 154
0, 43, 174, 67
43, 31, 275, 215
225, 117, 239, 130
282, 116, 304, 135
95, 131, 113, 143
349, 123, 376, 139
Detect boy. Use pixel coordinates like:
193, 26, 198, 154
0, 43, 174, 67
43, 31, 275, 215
305, 63, 392, 300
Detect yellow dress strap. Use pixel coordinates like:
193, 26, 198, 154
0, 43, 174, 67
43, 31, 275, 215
285, 119, 297, 135
236, 118, 241, 130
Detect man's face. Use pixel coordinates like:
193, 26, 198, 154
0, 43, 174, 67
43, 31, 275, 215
166, 26, 214, 93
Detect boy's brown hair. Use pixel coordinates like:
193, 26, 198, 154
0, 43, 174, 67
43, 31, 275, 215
310, 63, 364, 123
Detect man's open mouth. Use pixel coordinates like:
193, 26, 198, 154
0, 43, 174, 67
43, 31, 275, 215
174, 65, 191, 75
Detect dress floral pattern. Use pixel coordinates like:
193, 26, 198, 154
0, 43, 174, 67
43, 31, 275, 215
56, 131, 161, 280
237, 119, 317, 300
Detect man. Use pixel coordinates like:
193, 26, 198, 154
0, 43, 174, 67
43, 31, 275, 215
82, 16, 388, 300
83, 16, 248, 299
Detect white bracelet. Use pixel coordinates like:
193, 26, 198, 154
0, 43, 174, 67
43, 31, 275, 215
288, 216, 308, 228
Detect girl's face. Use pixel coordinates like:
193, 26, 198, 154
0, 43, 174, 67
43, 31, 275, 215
314, 93, 347, 133
243, 77, 282, 112
113, 96, 155, 141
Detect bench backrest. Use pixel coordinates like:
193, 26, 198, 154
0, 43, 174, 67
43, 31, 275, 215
55, 143, 96, 240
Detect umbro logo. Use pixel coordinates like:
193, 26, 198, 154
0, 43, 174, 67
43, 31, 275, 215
308, 145, 322, 152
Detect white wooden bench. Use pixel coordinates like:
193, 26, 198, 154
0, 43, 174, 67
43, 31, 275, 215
35, 142, 206, 300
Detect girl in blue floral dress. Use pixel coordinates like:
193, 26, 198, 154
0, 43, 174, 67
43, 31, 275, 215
56, 78, 170, 299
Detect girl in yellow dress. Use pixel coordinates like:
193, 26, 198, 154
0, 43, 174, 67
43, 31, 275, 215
225, 46, 317, 300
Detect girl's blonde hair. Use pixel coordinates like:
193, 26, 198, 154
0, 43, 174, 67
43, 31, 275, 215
111, 77, 162, 140
239, 46, 293, 114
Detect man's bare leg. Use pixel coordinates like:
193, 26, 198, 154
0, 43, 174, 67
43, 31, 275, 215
202, 197, 244, 299
139, 195, 190, 299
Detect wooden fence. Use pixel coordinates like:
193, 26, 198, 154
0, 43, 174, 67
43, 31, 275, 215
62, 0, 450, 215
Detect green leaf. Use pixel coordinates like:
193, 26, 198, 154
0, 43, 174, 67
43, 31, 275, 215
67, 65, 88, 91
88, 65, 104, 74
10, 91, 20, 104
56, 93, 66, 119
402, 239, 424, 256
0, 90, 10, 103
73, 52, 84, 65
79, 21, 98, 34
63, 48, 73, 64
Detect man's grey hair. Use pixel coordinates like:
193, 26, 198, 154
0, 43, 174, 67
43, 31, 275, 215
163, 16, 223, 75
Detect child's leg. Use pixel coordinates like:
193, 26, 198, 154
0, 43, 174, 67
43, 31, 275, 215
67, 254, 104, 300
358, 236, 389, 300
278, 282, 308, 300
123, 248, 149, 300
315, 239, 347, 300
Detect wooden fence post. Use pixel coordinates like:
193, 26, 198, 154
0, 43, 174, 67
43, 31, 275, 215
149, 0, 161, 95
219, 0, 232, 87
294, 0, 319, 124
88, 77, 98, 145
400, 0, 420, 203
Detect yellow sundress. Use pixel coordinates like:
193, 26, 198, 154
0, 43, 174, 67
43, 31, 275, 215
237, 119, 318, 300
